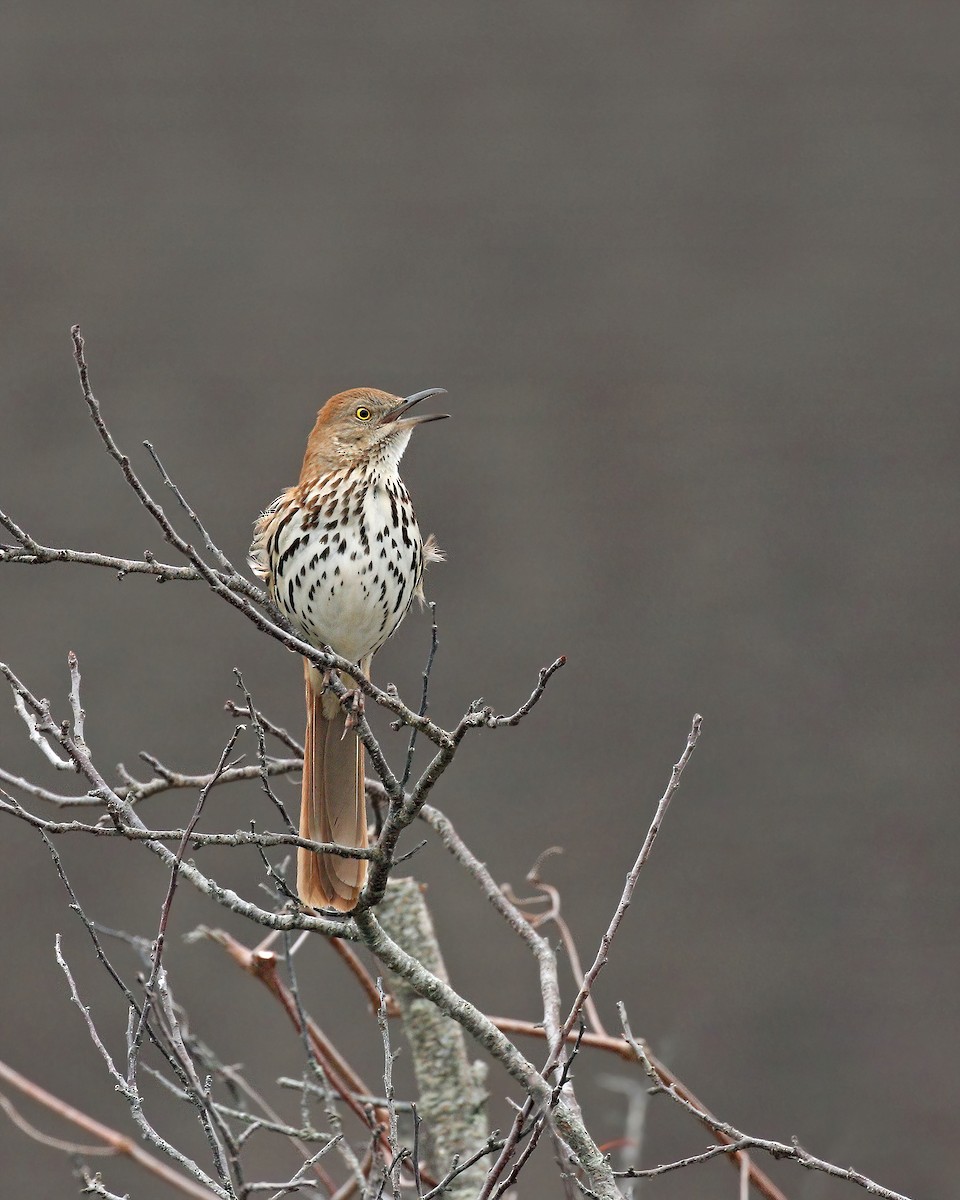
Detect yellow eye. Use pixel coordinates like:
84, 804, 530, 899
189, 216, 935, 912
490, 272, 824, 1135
355, 406, 372, 421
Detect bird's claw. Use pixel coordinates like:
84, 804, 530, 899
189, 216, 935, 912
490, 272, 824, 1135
341, 688, 365, 735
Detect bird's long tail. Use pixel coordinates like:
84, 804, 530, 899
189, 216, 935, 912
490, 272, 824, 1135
298, 661, 368, 911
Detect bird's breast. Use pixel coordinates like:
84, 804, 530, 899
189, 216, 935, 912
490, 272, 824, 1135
268, 467, 424, 664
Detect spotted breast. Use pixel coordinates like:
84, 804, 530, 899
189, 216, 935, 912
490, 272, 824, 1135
264, 459, 424, 666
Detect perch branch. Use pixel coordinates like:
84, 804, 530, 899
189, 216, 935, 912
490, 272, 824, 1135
0, 660, 358, 938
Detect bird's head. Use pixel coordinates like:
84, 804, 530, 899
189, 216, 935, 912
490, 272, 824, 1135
300, 387, 448, 479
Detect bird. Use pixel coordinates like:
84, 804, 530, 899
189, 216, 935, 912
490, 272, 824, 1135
250, 387, 448, 911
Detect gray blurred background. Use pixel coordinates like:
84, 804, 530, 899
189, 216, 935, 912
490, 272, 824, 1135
1, 4, 958, 1197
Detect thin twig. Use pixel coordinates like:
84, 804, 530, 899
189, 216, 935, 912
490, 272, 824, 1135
234, 670, 296, 832
0, 531, 207, 583
12, 691, 72, 769
353, 907, 619, 1199
351, 658, 570, 910
67, 650, 87, 749
1, 661, 361, 938
132, 727, 242, 1061
143, 439, 238, 575
1, 754, 302, 809
281, 931, 369, 1194
420, 1134, 510, 1200
0, 1060, 213, 1198
491, 1015, 789, 1200
0, 794, 372, 858
225, 701, 303, 757
561, 715, 702, 1042
204, 926, 417, 1185
0, 1091, 113, 1156
75, 1167, 132, 1200
376, 979, 403, 1200
259, 1138, 343, 1200
401, 601, 439, 790
619, 1006, 911, 1200
55, 936, 231, 1198
614, 1138, 756, 1179
523, 847, 607, 1039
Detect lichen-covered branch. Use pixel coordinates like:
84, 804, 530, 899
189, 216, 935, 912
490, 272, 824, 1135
352, 906, 622, 1199
377, 878, 488, 1197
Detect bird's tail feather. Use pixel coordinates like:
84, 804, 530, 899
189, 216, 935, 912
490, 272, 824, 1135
298, 664, 367, 911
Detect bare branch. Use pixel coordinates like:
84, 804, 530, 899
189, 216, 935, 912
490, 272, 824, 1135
224, 701, 303, 756
359, 656, 566, 910
520, 847, 607, 1039
0, 756, 302, 812
400, 601, 439, 790
143, 439, 239, 576
69, 326, 262, 612
55, 935, 231, 1198
619, 1005, 912, 1200
0, 518, 203, 582
0, 789, 374, 861
614, 1138, 754, 1179
488, 1017, 789, 1200
133, 727, 242, 1062
599, 1074, 649, 1195
0, 766, 105, 807
258, 1138, 343, 1200
233, 670, 296, 832
76, 1167, 132, 1200
416, 800, 566, 1091
376, 980, 404, 1200
201, 926, 402, 1180
67, 650, 87, 750
457, 710, 701, 1200
11, 690, 72, 769
561, 714, 702, 1041
1, 660, 360, 938
0, 1090, 113, 1157
419, 1134, 507, 1200
484, 655, 567, 727
0, 504, 40, 552
124, 733, 247, 1199
353, 907, 621, 1199
0, 1052, 215, 1199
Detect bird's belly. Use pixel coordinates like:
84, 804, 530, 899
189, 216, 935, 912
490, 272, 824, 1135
272, 491, 422, 665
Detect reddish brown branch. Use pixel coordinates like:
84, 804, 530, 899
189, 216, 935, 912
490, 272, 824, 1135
202, 927, 431, 1188
325, 935, 398, 1016
0, 1059, 213, 1199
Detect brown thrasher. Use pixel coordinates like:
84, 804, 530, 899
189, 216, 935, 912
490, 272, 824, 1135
250, 388, 448, 911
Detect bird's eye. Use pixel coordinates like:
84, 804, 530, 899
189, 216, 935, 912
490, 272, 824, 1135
355, 407, 372, 421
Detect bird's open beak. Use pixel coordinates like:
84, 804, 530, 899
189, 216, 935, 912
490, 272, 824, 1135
379, 388, 449, 428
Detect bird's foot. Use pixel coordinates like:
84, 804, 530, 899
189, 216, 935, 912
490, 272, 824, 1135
341, 687, 365, 733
